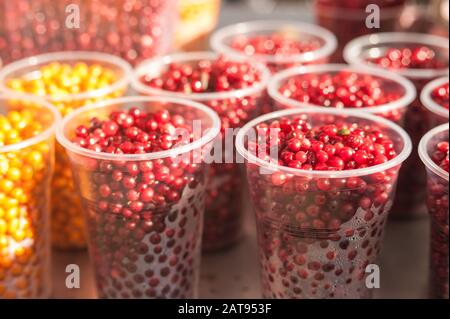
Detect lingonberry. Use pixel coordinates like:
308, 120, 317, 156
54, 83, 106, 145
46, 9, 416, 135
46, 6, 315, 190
432, 82, 449, 110
243, 113, 406, 298
70, 106, 208, 299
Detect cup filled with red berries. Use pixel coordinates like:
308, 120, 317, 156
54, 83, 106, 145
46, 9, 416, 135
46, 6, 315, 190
236, 108, 412, 298
344, 32, 449, 218
419, 123, 449, 299
268, 64, 416, 125
0, 0, 177, 67
133, 52, 270, 252
56, 96, 221, 298
421, 76, 449, 128
210, 20, 337, 73
1, 93, 60, 298
314, 0, 406, 62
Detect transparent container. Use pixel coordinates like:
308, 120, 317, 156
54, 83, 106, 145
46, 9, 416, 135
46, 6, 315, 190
0, 51, 133, 250
0, 0, 177, 66
421, 76, 449, 129
210, 20, 337, 73
418, 123, 449, 299
175, 0, 221, 51
56, 96, 220, 298
314, 0, 406, 62
344, 32, 450, 219
268, 63, 416, 125
0, 94, 60, 298
236, 108, 412, 299
133, 52, 270, 252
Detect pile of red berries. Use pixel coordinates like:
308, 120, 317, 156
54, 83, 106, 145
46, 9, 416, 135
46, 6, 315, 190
369, 46, 446, 70
427, 139, 449, 299
432, 82, 449, 110
230, 34, 322, 58
277, 71, 404, 122
72, 107, 205, 298
246, 115, 402, 298
140, 57, 264, 131
256, 117, 397, 172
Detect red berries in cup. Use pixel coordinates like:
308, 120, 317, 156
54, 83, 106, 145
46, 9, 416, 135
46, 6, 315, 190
432, 82, 449, 110
237, 109, 411, 298
134, 53, 270, 251
58, 98, 220, 298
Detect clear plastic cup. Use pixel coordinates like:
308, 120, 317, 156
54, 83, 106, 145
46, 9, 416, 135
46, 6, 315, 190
0, 93, 60, 298
56, 96, 220, 299
268, 63, 416, 125
236, 108, 412, 299
0, 0, 177, 66
418, 123, 449, 299
314, 0, 406, 62
132, 51, 271, 252
0, 51, 133, 250
421, 76, 449, 129
210, 20, 338, 73
344, 32, 449, 219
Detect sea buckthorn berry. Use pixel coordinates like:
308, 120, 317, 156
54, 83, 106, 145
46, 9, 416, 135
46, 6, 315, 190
69, 106, 206, 298
0, 107, 52, 299
245, 114, 404, 299
6, 60, 125, 250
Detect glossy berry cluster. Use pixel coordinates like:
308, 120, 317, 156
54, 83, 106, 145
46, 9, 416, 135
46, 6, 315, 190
246, 115, 402, 298
141, 57, 262, 95
431, 141, 449, 173
277, 71, 404, 122
72, 108, 205, 298
140, 56, 267, 251
369, 46, 446, 70
230, 34, 322, 58
257, 117, 397, 172
432, 82, 449, 110
427, 139, 449, 299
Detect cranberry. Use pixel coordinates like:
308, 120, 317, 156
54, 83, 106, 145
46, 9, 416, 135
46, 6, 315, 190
275, 70, 405, 123
138, 55, 268, 252
431, 82, 449, 110
425, 136, 449, 299
243, 114, 404, 298
369, 47, 446, 70
71, 107, 207, 299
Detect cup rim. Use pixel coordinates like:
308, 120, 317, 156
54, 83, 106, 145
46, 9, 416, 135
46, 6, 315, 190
0, 93, 61, 153
343, 32, 450, 79
132, 51, 271, 101
418, 123, 449, 181
210, 20, 338, 65
420, 76, 449, 120
0, 51, 133, 102
268, 63, 417, 115
236, 107, 412, 178
56, 95, 221, 161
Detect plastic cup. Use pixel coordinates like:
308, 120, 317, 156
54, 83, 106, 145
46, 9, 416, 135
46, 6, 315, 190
210, 20, 337, 73
0, 0, 177, 66
421, 76, 449, 129
0, 51, 133, 250
268, 63, 416, 125
236, 108, 412, 299
314, 0, 406, 62
344, 32, 449, 219
418, 123, 449, 299
133, 51, 270, 252
0, 93, 60, 298
56, 96, 220, 299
